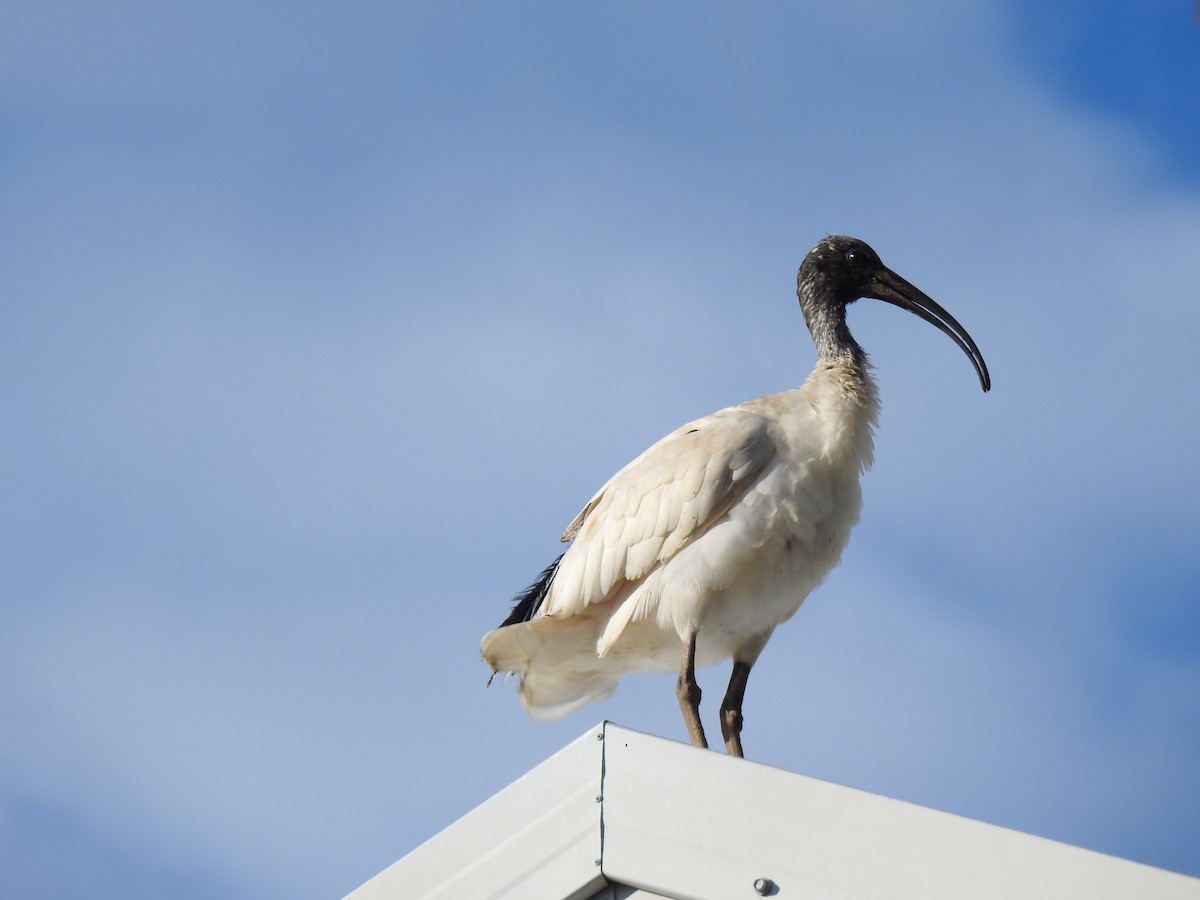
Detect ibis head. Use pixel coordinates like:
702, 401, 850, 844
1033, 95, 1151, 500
798, 235, 991, 392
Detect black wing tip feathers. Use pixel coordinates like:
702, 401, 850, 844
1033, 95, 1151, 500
498, 553, 565, 627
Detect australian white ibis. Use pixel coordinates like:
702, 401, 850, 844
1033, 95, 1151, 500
481, 235, 990, 757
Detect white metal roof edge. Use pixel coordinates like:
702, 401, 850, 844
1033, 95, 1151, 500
346, 722, 1200, 900
599, 724, 1200, 900
345, 723, 606, 900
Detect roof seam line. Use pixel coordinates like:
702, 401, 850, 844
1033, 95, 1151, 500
598, 720, 608, 880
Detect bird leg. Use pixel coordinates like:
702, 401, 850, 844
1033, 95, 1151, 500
719, 661, 752, 758
676, 632, 707, 749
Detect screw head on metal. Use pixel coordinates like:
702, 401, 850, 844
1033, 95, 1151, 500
753, 877, 775, 895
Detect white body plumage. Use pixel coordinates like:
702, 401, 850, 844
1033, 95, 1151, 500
482, 357, 878, 718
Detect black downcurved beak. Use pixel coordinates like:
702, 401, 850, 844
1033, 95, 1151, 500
867, 268, 991, 392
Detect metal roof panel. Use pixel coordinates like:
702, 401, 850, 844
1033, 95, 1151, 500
347, 722, 1200, 900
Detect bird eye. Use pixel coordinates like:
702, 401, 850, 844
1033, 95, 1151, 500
845, 249, 862, 265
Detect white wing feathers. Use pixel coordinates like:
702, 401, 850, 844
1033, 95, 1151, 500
542, 408, 776, 642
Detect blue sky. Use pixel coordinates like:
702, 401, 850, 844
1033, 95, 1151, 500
2, 3, 1199, 897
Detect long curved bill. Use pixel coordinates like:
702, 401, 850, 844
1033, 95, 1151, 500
867, 268, 991, 392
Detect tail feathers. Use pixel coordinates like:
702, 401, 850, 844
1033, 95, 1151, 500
499, 553, 563, 627
521, 673, 617, 721
482, 615, 617, 719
